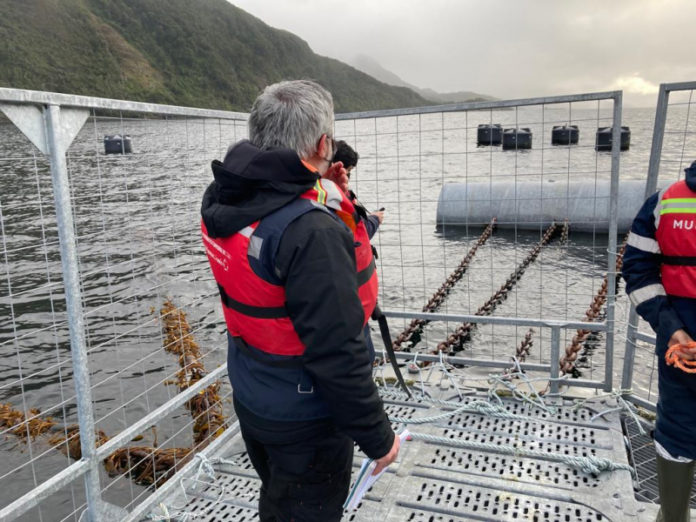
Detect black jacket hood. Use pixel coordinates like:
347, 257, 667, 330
686, 160, 696, 191
201, 140, 319, 238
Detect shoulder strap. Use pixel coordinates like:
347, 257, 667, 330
250, 198, 334, 285
371, 305, 412, 398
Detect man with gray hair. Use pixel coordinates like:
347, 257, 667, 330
201, 80, 399, 521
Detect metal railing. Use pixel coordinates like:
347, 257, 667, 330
337, 90, 623, 395
0, 89, 247, 521
621, 81, 696, 412
0, 87, 625, 520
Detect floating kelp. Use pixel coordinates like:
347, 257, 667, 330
104, 446, 192, 486
48, 424, 109, 460
159, 300, 227, 446
1, 300, 229, 488
0, 403, 55, 440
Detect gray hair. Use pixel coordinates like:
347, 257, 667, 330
248, 80, 334, 159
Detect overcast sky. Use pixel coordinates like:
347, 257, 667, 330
230, 0, 696, 107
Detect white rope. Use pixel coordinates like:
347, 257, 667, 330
147, 454, 227, 521
407, 431, 635, 477
572, 389, 648, 436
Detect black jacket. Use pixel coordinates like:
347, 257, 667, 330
201, 140, 394, 460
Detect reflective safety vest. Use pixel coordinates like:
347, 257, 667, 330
201, 179, 378, 420
655, 180, 696, 298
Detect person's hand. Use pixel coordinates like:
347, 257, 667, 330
668, 329, 696, 360
322, 161, 349, 193
371, 210, 385, 224
372, 432, 400, 475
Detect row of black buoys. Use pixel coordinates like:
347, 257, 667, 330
104, 134, 132, 154
552, 125, 579, 145
595, 126, 631, 151
502, 128, 532, 150
476, 123, 630, 151
477, 124, 533, 149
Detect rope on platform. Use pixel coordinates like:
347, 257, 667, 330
386, 397, 552, 425
572, 389, 647, 436
436, 222, 560, 354
487, 358, 563, 414
392, 218, 496, 351
406, 431, 634, 477
147, 454, 231, 522
381, 363, 565, 425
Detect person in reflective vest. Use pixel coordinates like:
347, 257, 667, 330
200, 80, 399, 522
622, 160, 696, 522
333, 140, 385, 361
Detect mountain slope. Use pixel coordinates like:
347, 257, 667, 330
351, 54, 495, 104
0, 0, 429, 112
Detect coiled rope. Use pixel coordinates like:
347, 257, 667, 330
665, 342, 696, 373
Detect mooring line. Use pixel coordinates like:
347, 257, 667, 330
508, 220, 567, 369
560, 236, 627, 377
392, 218, 497, 351
436, 222, 560, 353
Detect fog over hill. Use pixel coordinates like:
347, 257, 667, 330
351, 55, 495, 104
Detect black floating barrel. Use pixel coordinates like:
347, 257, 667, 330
551, 124, 579, 145
104, 134, 133, 154
595, 126, 630, 151
477, 124, 502, 146
502, 128, 532, 150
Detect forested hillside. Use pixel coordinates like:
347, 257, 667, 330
0, 0, 429, 112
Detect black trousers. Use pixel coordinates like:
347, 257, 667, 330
234, 398, 354, 522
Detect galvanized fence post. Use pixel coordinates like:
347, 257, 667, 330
549, 325, 561, 395
603, 92, 622, 393
621, 84, 670, 399
44, 104, 109, 522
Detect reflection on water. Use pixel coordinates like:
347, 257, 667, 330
0, 104, 693, 517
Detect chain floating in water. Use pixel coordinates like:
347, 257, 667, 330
393, 219, 496, 351
560, 237, 627, 376
437, 222, 560, 353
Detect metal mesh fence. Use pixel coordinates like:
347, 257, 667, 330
620, 82, 696, 411
0, 94, 247, 521
336, 94, 623, 390
0, 87, 640, 520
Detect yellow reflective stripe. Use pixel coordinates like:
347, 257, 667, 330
660, 208, 696, 215
662, 198, 696, 204
314, 180, 327, 205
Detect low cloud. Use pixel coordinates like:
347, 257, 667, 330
609, 76, 659, 96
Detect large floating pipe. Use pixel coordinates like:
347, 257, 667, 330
436, 179, 649, 233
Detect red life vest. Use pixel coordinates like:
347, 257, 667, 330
655, 179, 696, 298
202, 178, 378, 356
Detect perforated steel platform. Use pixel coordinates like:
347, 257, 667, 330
149, 392, 660, 521
623, 414, 696, 508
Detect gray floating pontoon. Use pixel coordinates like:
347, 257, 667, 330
436, 179, 649, 233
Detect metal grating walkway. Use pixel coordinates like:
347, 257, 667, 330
150, 392, 660, 521
623, 414, 696, 508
